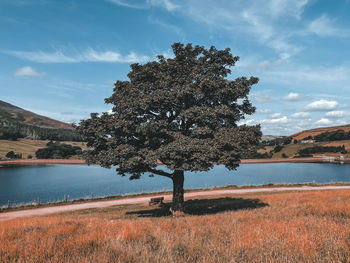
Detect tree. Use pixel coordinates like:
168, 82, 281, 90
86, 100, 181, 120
77, 43, 261, 213
6, 151, 22, 159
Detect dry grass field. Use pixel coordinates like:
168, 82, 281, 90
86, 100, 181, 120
1, 190, 349, 263
258, 140, 350, 158
290, 124, 350, 141
0, 139, 86, 159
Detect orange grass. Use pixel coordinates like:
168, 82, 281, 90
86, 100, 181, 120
1, 190, 350, 262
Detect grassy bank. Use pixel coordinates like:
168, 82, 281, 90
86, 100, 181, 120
259, 140, 350, 158
0, 139, 86, 159
2, 182, 350, 213
1, 189, 349, 262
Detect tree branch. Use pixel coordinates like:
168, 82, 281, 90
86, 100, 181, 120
148, 167, 173, 178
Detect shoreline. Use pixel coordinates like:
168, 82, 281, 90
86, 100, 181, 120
1, 184, 350, 221
2, 182, 350, 213
0, 156, 346, 166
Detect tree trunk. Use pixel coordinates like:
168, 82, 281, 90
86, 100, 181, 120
172, 170, 184, 212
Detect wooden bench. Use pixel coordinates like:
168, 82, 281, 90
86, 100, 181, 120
149, 196, 164, 206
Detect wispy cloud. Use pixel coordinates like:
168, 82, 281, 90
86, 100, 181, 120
261, 116, 289, 124
13, 66, 46, 78
325, 110, 348, 118
308, 14, 349, 37
106, 0, 147, 9
291, 112, 311, 119
106, 0, 179, 11
148, 17, 185, 39
147, 0, 179, 11
4, 48, 150, 63
169, 0, 309, 59
252, 91, 275, 103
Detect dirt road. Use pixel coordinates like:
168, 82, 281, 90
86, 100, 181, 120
1, 185, 350, 222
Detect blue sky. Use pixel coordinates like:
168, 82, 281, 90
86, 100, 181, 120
1, 0, 350, 135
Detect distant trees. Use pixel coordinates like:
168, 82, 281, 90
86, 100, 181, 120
273, 145, 284, 153
244, 151, 273, 159
298, 145, 347, 155
314, 130, 350, 142
35, 141, 82, 159
0, 121, 82, 141
5, 151, 22, 159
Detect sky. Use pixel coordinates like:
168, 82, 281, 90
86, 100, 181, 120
1, 0, 350, 135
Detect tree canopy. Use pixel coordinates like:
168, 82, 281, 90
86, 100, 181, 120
78, 43, 261, 212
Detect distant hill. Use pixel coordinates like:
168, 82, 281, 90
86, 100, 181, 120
0, 100, 82, 141
289, 124, 350, 141
0, 100, 73, 129
261, 135, 284, 141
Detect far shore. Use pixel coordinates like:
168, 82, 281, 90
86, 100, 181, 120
1, 156, 347, 166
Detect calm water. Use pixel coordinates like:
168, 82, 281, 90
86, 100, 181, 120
0, 163, 350, 207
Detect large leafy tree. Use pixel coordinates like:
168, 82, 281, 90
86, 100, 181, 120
78, 43, 261, 212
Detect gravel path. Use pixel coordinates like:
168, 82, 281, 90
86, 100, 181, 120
1, 185, 350, 222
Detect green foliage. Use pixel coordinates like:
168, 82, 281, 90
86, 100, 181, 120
78, 43, 261, 178
5, 151, 22, 159
314, 129, 350, 142
302, 136, 313, 140
0, 121, 82, 141
273, 145, 284, 153
262, 137, 286, 146
283, 138, 292, 145
35, 142, 82, 159
298, 145, 347, 155
244, 151, 273, 159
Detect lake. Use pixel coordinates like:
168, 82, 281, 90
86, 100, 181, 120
1, 163, 350, 207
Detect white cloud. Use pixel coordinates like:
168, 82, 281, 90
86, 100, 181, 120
13, 66, 46, 78
325, 111, 347, 118
291, 112, 311, 119
256, 109, 272, 114
253, 91, 274, 103
304, 99, 338, 111
271, 113, 281, 118
262, 116, 289, 124
4, 48, 150, 63
308, 14, 349, 37
315, 118, 333, 125
283, 92, 304, 101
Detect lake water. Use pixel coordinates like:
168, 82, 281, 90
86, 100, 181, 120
1, 163, 350, 207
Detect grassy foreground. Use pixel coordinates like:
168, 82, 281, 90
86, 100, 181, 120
1, 190, 350, 263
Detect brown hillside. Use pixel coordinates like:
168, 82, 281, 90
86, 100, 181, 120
0, 100, 73, 129
289, 124, 350, 141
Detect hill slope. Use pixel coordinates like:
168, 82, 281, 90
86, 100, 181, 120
0, 100, 73, 129
289, 124, 350, 141
0, 100, 81, 141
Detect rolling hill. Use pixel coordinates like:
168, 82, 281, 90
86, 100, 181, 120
0, 100, 73, 129
0, 100, 81, 141
289, 124, 350, 141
